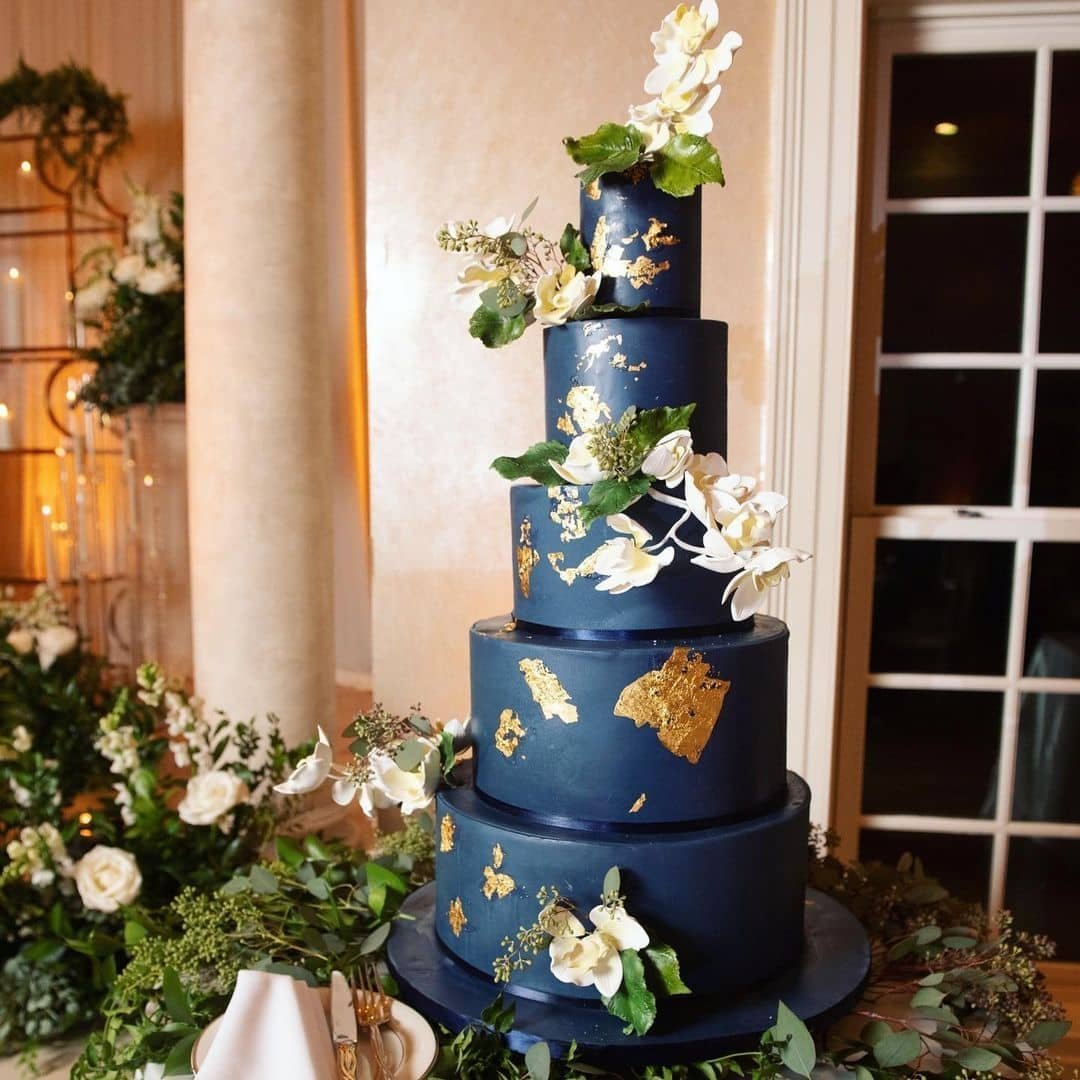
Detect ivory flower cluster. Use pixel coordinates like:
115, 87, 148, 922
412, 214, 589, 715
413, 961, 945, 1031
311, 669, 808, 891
4, 823, 73, 889
628, 0, 742, 154
4, 622, 79, 672
546, 899, 651, 998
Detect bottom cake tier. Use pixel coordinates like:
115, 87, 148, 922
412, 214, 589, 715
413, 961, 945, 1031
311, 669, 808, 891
433, 774, 810, 1001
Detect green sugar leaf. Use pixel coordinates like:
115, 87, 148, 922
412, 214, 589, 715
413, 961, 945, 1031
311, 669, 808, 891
651, 134, 725, 198
491, 440, 569, 488
563, 123, 645, 185
629, 403, 697, 456
559, 224, 592, 273
469, 303, 526, 348
579, 474, 654, 530
603, 950, 657, 1036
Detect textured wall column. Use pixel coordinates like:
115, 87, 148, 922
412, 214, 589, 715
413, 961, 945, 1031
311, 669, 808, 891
184, 0, 333, 742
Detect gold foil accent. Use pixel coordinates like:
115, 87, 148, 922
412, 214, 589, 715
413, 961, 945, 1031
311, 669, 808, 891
613, 647, 731, 764
579, 333, 622, 371
630, 793, 647, 814
547, 485, 586, 542
519, 658, 579, 724
627, 255, 672, 289
516, 517, 541, 599
642, 217, 681, 251
495, 708, 526, 758
440, 814, 456, 852
483, 845, 515, 899
502, 619, 518, 633
584, 179, 601, 200
610, 351, 647, 372
621, 230, 640, 245
565, 385, 611, 431
448, 897, 467, 936
547, 549, 601, 585
589, 214, 609, 271
556, 412, 575, 436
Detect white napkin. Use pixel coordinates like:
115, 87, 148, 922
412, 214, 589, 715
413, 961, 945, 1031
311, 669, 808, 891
197, 969, 337, 1080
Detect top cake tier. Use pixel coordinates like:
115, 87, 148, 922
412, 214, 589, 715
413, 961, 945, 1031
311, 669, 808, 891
581, 169, 702, 317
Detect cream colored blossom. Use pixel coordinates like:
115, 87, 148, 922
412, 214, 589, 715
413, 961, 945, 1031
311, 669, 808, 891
177, 769, 249, 827
534, 265, 601, 327
73, 846, 142, 913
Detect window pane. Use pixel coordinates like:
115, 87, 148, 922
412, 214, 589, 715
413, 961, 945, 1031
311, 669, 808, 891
876, 369, 1018, 505
882, 215, 1027, 354
1025, 543, 1080, 668
889, 53, 1035, 198
1006, 838, 1080, 960
1030, 370, 1080, 507
1039, 213, 1080, 354
859, 829, 991, 905
863, 689, 1001, 817
1013, 692, 1080, 824
870, 540, 1014, 674
1047, 51, 1080, 196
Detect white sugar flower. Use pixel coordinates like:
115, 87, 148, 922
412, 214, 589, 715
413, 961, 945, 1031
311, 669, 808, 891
683, 452, 759, 530
453, 260, 509, 302
367, 739, 442, 817
35, 625, 79, 672
135, 260, 181, 295
593, 515, 675, 594
73, 846, 142, 913
481, 214, 518, 239
540, 900, 587, 939
273, 725, 334, 796
112, 253, 146, 285
534, 265, 601, 327
721, 492, 788, 553
689, 526, 745, 575
436, 716, 469, 739
641, 429, 694, 487
722, 546, 812, 621
549, 903, 650, 998
5, 628, 34, 655
177, 769, 249, 828
550, 433, 611, 486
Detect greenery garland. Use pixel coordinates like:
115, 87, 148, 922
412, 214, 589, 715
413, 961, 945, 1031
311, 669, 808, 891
0, 59, 130, 194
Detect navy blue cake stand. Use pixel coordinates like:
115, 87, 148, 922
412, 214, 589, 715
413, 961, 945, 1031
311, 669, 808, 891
387, 883, 871, 1068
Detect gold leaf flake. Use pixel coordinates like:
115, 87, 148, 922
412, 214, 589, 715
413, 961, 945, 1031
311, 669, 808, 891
547, 549, 600, 585
448, 897, 467, 936
613, 647, 731, 764
516, 517, 541, 599
440, 814, 456, 852
621, 230, 640, 245
630, 793, 647, 814
610, 351, 647, 373
495, 708, 526, 758
547, 485, 586, 542
519, 658, 578, 724
642, 217, 680, 251
492, 843, 505, 869
585, 179, 602, 200
556, 412, 575, 436
482, 845, 515, 899
565, 385, 611, 431
578, 333, 622, 372
502, 618, 517, 633
627, 255, 672, 289
589, 214, 609, 271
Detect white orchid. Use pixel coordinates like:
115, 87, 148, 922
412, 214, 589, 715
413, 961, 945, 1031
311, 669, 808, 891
550, 433, 611, 485
593, 515, 675, 594
549, 903, 650, 998
721, 492, 787, 553
273, 726, 335, 796
369, 741, 443, 816
35, 625, 78, 672
534, 265, 601, 327
722, 546, 812, 620
689, 526, 745, 575
641, 429, 693, 487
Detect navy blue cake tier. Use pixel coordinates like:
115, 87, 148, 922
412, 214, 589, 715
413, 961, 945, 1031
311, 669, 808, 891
580, 169, 702, 316
511, 483, 739, 633
469, 615, 788, 825
543, 317, 727, 454
433, 774, 809, 1001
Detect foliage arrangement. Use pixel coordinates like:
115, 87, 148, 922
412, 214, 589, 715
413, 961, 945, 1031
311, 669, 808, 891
76, 187, 185, 414
0, 59, 130, 194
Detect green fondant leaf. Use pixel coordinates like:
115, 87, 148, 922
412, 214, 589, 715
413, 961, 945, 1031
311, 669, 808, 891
603, 950, 657, 1036
628, 403, 697, 457
491, 440, 569, 488
559, 224, 592, 273
579, 474, 654, 530
469, 302, 527, 348
576, 300, 650, 319
643, 942, 692, 997
563, 123, 645, 185
651, 134, 725, 198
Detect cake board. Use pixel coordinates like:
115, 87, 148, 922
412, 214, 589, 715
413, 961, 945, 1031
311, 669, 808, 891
388, 883, 871, 1069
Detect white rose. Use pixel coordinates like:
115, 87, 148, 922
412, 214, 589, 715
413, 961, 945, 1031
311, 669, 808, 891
367, 739, 442, 817
177, 769, 249, 827
73, 846, 142, 913
112, 252, 146, 285
5, 628, 33, 655
74, 276, 113, 321
641, 429, 694, 487
550, 433, 610, 485
135, 260, 181, 295
534, 266, 601, 327
35, 625, 79, 672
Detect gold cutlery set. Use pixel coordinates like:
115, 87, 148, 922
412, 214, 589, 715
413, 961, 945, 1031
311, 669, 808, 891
331, 963, 401, 1080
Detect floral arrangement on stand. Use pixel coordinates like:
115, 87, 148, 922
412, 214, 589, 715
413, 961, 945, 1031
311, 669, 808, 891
75, 184, 185, 413
437, 1, 740, 348
495, 403, 810, 618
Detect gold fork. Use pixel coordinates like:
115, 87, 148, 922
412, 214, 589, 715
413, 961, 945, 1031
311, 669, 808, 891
353, 963, 396, 1080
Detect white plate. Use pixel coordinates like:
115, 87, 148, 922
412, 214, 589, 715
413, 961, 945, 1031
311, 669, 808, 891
191, 987, 439, 1080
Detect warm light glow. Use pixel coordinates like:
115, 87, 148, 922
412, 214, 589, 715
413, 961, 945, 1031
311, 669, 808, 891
55, 445, 66, 458
934, 121, 959, 136
41, 504, 52, 517
78, 812, 93, 825
0, 403, 8, 419
143, 474, 155, 487
64, 289, 75, 302
7, 267, 20, 281
18, 160, 32, 174
79, 828, 92, 838
65, 389, 77, 405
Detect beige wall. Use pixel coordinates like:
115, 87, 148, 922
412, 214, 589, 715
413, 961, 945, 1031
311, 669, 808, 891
366, 0, 778, 718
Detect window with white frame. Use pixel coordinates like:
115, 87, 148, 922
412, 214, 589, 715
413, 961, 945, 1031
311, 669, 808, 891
837, 9, 1080, 961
